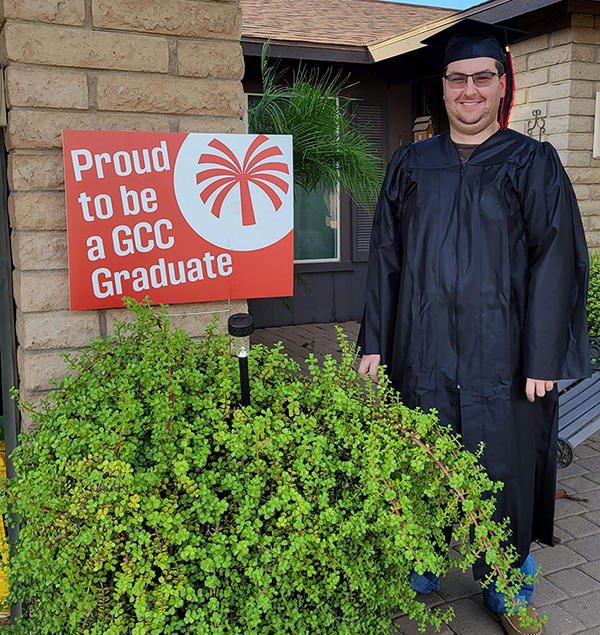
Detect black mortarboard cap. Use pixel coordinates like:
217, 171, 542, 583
421, 19, 525, 65
422, 19, 526, 129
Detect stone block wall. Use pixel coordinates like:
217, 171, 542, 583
509, 0, 600, 246
2, 0, 247, 428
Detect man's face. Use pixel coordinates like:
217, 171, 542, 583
443, 57, 506, 137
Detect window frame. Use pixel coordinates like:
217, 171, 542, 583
244, 92, 342, 265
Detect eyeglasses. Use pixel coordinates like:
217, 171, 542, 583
443, 72, 502, 89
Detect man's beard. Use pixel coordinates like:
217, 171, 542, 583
447, 102, 498, 133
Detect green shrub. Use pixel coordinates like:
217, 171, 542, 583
588, 250, 600, 336
3, 300, 532, 635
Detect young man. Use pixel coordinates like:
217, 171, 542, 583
358, 20, 590, 635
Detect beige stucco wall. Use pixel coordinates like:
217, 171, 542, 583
509, 1, 600, 246
2, 0, 248, 428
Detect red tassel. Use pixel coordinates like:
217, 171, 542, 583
499, 46, 515, 130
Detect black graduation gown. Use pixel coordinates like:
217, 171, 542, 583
358, 128, 591, 578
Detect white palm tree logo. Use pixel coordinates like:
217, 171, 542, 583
196, 135, 290, 227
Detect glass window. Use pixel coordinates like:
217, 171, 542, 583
293, 183, 338, 262
246, 94, 340, 263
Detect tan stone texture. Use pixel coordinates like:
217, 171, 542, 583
545, 114, 594, 134
517, 67, 549, 88
551, 28, 576, 46
580, 200, 600, 216
17, 390, 49, 411
568, 116, 594, 133
528, 81, 572, 102
96, 75, 244, 117
547, 134, 570, 151
549, 98, 571, 117
9, 192, 67, 231
568, 80, 597, 98
92, 0, 242, 40
509, 120, 527, 136
104, 299, 248, 339
510, 102, 547, 123
512, 89, 527, 106
567, 166, 600, 183
17, 390, 52, 433
571, 43, 599, 62
527, 44, 595, 69
17, 310, 100, 351
570, 132, 596, 150
9, 153, 65, 191
574, 184, 592, 200
17, 347, 77, 392
2, 0, 246, 436
2, 22, 169, 72
548, 97, 597, 117
511, 33, 550, 56
166, 300, 247, 337
11, 231, 68, 270
177, 116, 246, 134
5, 66, 88, 109
585, 230, 600, 247
550, 61, 600, 82
571, 27, 600, 45
529, 79, 594, 102
13, 271, 69, 312
544, 115, 569, 136
511, 55, 527, 74
3, 0, 85, 25
7, 110, 172, 151
178, 41, 244, 80
559, 150, 593, 167
571, 13, 596, 28
592, 185, 600, 200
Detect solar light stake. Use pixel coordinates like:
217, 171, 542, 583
228, 313, 255, 406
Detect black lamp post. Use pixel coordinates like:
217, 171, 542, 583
228, 313, 255, 406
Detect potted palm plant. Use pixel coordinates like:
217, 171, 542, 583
247, 46, 385, 215
248, 46, 385, 306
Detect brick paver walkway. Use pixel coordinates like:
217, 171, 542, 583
251, 321, 600, 635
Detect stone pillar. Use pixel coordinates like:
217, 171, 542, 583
2, 0, 247, 428
509, 1, 600, 247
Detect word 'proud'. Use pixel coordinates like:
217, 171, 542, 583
71, 141, 170, 182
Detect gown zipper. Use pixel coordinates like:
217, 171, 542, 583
456, 165, 464, 392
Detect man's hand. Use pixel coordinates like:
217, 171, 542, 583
358, 354, 382, 383
525, 378, 557, 402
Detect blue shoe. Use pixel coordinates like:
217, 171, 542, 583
409, 570, 440, 594
483, 553, 536, 613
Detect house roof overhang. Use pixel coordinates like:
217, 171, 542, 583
368, 0, 566, 62
241, 37, 372, 64
243, 0, 568, 66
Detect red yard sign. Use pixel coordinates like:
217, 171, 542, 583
63, 130, 294, 310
